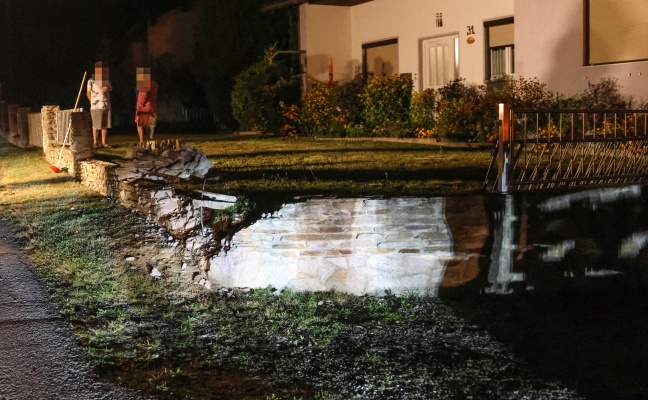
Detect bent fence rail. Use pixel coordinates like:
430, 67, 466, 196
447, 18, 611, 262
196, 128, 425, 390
487, 104, 648, 192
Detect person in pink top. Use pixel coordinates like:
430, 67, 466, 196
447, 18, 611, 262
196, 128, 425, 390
135, 67, 158, 143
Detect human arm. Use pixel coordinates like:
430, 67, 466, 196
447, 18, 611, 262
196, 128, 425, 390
86, 79, 92, 101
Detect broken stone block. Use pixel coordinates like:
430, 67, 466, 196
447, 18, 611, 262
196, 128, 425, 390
192, 199, 232, 210
195, 191, 237, 203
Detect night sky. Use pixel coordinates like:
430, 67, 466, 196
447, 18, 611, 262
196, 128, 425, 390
0, 0, 290, 127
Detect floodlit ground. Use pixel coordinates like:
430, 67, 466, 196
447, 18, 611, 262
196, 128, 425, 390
0, 134, 585, 399
96, 131, 492, 201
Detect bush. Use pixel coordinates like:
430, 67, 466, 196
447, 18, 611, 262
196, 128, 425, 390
299, 76, 366, 137
360, 74, 413, 134
231, 46, 301, 133
485, 77, 554, 109
432, 77, 558, 142
299, 84, 338, 136
278, 102, 300, 138
337, 75, 365, 125
435, 79, 493, 142
581, 77, 627, 109
410, 88, 437, 131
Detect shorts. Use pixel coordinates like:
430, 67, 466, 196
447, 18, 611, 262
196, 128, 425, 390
136, 112, 157, 128
90, 109, 112, 130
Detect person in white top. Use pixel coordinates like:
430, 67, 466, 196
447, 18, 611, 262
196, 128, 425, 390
86, 61, 112, 148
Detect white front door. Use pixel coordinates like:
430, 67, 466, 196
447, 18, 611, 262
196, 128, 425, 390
421, 35, 459, 90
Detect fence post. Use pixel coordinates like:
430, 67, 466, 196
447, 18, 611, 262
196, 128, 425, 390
498, 103, 511, 193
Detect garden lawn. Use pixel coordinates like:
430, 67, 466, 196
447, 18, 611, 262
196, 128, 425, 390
0, 135, 581, 399
95, 132, 492, 203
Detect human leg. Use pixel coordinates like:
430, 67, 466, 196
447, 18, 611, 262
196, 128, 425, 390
101, 110, 111, 147
137, 126, 145, 143
101, 129, 109, 147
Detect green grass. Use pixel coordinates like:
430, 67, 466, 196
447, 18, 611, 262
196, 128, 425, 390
95, 131, 492, 202
0, 135, 567, 399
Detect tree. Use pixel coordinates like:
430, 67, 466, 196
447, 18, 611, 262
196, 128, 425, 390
0, 0, 188, 111
191, 0, 291, 129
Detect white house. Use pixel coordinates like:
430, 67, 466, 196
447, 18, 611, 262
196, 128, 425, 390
515, 0, 647, 101
265, 0, 647, 101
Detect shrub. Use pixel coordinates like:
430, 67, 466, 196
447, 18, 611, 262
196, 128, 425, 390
231, 46, 301, 133
435, 79, 494, 142
484, 76, 554, 109
345, 123, 367, 138
433, 77, 556, 142
278, 102, 300, 138
581, 77, 627, 109
360, 74, 413, 134
410, 88, 437, 131
337, 75, 365, 125
299, 84, 338, 136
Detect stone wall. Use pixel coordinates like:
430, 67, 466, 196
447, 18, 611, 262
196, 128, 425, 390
209, 198, 467, 295
0, 101, 8, 132
78, 160, 119, 196
42, 109, 93, 177
40, 105, 59, 152
78, 141, 237, 269
15, 107, 31, 148
0, 102, 34, 149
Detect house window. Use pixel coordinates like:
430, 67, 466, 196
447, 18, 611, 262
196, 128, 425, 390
420, 35, 459, 90
484, 18, 514, 81
362, 39, 399, 81
586, 0, 648, 65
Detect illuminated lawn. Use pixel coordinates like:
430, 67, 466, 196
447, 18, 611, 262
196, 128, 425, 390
1, 135, 576, 399
97, 131, 492, 202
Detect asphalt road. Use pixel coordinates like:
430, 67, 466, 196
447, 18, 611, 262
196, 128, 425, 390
0, 219, 151, 400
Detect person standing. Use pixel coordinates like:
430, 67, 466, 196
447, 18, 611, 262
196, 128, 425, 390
135, 67, 158, 143
86, 61, 112, 148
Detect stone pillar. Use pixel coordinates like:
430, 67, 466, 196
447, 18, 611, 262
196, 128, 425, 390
7, 104, 18, 141
41, 105, 60, 166
41, 105, 59, 152
0, 101, 8, 134
16, 107, 30, 148
69, 111, 93, 177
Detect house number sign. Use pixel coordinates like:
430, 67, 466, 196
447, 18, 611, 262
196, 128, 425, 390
466, 25, 475, 44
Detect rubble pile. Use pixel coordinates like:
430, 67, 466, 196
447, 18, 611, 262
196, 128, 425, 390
78, 140, 238, 272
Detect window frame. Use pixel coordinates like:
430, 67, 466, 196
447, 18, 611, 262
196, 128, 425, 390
584, 0, 648, 66
362, 38, 398, 82
484, 17, 514, 82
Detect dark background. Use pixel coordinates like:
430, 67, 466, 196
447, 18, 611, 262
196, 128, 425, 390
0, 0, 296, 129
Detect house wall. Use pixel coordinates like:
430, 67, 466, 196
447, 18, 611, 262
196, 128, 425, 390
515, 0, 648, 101
300, 0, 513, 89
300, 5, 353, 83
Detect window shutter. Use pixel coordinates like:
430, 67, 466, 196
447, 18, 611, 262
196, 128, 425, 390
589, 0, 648, 65
489, 23, 514, 48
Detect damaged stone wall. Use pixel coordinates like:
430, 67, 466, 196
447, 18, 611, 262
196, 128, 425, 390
78, 140, 238, 274
209, 198, 460, 295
